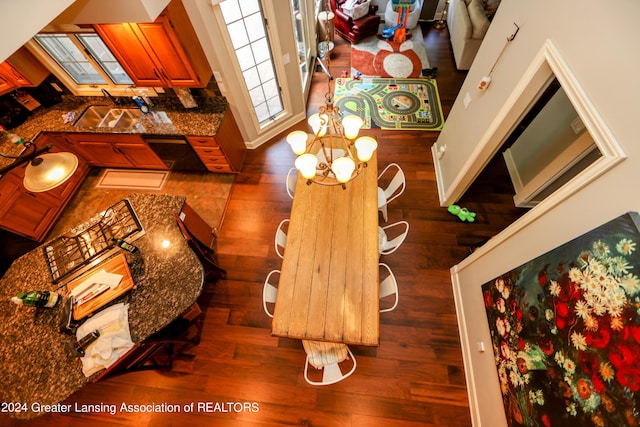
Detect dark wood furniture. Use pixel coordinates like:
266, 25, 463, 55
330, 0, 381, 43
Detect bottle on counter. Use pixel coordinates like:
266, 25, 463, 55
111, 237, 139, 253
11, 290, 59, 308
0, 125, 24, 145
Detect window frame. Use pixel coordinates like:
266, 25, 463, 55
26, 30, 136, 96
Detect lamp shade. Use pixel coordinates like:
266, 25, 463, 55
295, 153, 318, 179
342, 115, 363, 140
308, 113, 328, 137
355, 136, 378, 162
332, 156, 356, 183
23, 152, 79, 192
286, 130, 308, 155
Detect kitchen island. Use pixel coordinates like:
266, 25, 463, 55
0, 193, 204, 420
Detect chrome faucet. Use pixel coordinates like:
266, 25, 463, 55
101, 88, 120, 105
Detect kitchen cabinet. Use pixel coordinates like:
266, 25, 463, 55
68, 133, 168, 170
0, 47, 50, 96
94, 0, 211, 88
185, 109, 246, 173
0, 155, 89, 242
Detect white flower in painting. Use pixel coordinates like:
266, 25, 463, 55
617, 238, 636, 255
496, 297, 506, 313
501, 286, 510, 299
495, 277, 505, 293
566, 402, 577, 416
571, 331, 588, 351
564, 357, 576, 374
611, 256, 632, 275
549, 280, 561, 296
545, 308, 554, 321
574, 300, 591, 319
569, 267, 582, 283
529, 389, 545, 406
608, 304, 623, 318
592, 240, 610, 258
621, 274, 640, 296
555, 352, 565, 365
588, 259, 605, 277
509, 370, 522, 387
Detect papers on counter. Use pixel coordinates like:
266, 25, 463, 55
69, 269, 123, 304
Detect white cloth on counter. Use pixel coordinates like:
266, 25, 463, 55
75, 302, 134, 377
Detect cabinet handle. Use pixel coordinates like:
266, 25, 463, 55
112, 146, 124, 155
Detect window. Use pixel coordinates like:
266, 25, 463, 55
34, 33, 132, 86
219, 0, 283, 124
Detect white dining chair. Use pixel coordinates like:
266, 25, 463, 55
378, 220, 409, 255
262, 269, 280, 318
302, 340, 357, 386
286, 167, 297, 199
379, 263, 399, 313
377, 163, 406, 221
274, 218, 290, 259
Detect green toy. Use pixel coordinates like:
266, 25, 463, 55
448, 205, 476, 222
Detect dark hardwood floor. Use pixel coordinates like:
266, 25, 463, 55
3, 23, 526, 426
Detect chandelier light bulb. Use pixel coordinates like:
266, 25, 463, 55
308, 113, 328, 137
354, 136, 378, 162
332, 156, 356, 183
286, 130, 308, 155
342, 115, 363, 140
295, 153, 318, 179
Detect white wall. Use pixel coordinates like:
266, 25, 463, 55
0, 0, 75, 61
435, 0, 640, 425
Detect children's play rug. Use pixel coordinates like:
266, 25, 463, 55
351, 25, 429, 78
334, 77, 444, 131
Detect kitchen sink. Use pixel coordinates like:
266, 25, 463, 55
74, 105, 145, 130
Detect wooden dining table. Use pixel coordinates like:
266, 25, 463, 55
271, 152, 380, 346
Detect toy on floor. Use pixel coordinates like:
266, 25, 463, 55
393, 4, 410, 43
341, 70, 349, 78
421, 67, 438, 78
353, 71, 362, 80
381, 24, 401, 40
448, 204, 476, 222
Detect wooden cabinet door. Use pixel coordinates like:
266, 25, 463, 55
0, 186, 59, 240
0, 68, 17, 95
135, 17, 200, 87
115, 143, 168, 170
71, 135, 133, 168
0, 170, 22, 216
95, 23, 164, 87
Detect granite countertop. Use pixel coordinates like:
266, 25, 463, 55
0, 94, 228, 168
0, 193, 204, 420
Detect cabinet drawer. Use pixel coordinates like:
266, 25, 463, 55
204, 164, 233, 173
193, 145, 224, 157
186, 135, 220, 148
199, 155, 229, 166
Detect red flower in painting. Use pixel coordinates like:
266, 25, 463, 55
609, 342, 637, 369
591, 375, 605, 394
590, 327, 611, 349
557, 302, 569, 318
615, 366, 640, 392
483, 290, 493, 308
541, 413, 551, 427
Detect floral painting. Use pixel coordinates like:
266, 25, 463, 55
483, 212, 640, 427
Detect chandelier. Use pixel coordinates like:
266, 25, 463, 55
286, 3, 377, 188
